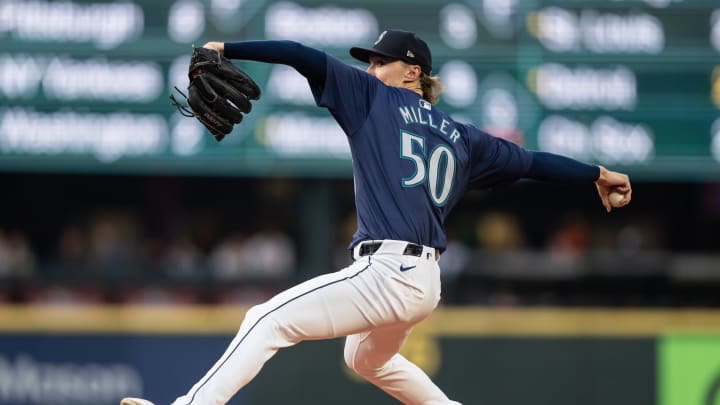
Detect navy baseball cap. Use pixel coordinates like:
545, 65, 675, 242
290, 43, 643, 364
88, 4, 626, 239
350, 29, 433, 74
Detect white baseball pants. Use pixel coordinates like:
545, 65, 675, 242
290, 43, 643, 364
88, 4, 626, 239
171, 240, 461, 405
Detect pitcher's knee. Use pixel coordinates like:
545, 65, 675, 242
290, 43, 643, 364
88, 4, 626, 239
343, 350, 389, 377
346, 358, 385, 377
241, 304, 280, 339
243, 303, 265, 325
343, 346, 366, 375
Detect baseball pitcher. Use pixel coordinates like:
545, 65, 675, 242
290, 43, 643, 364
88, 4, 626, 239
123, 29, 631, 405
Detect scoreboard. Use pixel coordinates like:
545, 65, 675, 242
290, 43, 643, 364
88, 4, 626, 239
1, 0, 719, 180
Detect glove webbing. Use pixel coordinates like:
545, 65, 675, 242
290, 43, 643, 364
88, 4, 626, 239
169, 86, 196, 118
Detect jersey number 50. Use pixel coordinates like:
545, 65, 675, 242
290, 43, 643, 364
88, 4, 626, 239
400, 131, 457, 207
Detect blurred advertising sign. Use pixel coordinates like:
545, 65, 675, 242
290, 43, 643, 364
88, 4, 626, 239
0, 334, 237, 405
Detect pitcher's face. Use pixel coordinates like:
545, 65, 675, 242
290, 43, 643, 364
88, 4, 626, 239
366, 55, 420, 89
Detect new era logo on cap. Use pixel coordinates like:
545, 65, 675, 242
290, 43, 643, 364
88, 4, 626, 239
349, 29, 433, 74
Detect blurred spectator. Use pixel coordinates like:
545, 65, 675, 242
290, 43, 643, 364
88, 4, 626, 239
438, 238, 471, 282
475, 211, 526, 250
208, 226, 296, 280
208, 232, 248, 280
241, 226, 296, 279
615, 219, 663, 255
54, 225, 88, 274
87, 212, 140, 275
548, 214, 590, 254
0, 229, 36, 277
163, 236, 203, 279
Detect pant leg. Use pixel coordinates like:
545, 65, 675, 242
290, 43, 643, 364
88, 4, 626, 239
342, 253, 460, 405
172, 257, 417, 405
344, 325, 461, 405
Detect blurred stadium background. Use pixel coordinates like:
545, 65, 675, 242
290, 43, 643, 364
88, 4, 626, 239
1, 0, 720, 404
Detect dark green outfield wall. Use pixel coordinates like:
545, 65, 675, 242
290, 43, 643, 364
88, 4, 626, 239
1, 306, 719, 405
246, 337, 655, 405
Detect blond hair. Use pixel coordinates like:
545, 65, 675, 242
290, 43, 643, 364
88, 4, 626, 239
420, 73, 444, 105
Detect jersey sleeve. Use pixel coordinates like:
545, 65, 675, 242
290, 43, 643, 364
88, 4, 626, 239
312, 55, 379, 136
468, 127, 534, 189
223, 40, 327, 88
525, 151, 600, 183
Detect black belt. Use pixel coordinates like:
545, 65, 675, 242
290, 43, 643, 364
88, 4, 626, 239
357, 242, 439, 260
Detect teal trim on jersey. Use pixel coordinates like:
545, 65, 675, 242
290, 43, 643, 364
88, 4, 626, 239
426, 143, 457, 207
399, 130, 457, 206
400, 130, 428, 188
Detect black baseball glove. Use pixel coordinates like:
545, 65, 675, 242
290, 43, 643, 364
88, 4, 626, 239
171, 46, 261, 141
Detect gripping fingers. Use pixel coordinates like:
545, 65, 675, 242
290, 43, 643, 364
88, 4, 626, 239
597, 184, 612, 213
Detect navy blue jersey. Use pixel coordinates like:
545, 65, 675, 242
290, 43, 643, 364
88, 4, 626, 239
313, 56, 533, 251
224, 40, 598, 249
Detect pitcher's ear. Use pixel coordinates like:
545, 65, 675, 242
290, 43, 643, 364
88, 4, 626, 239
405, 64, 421, 81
